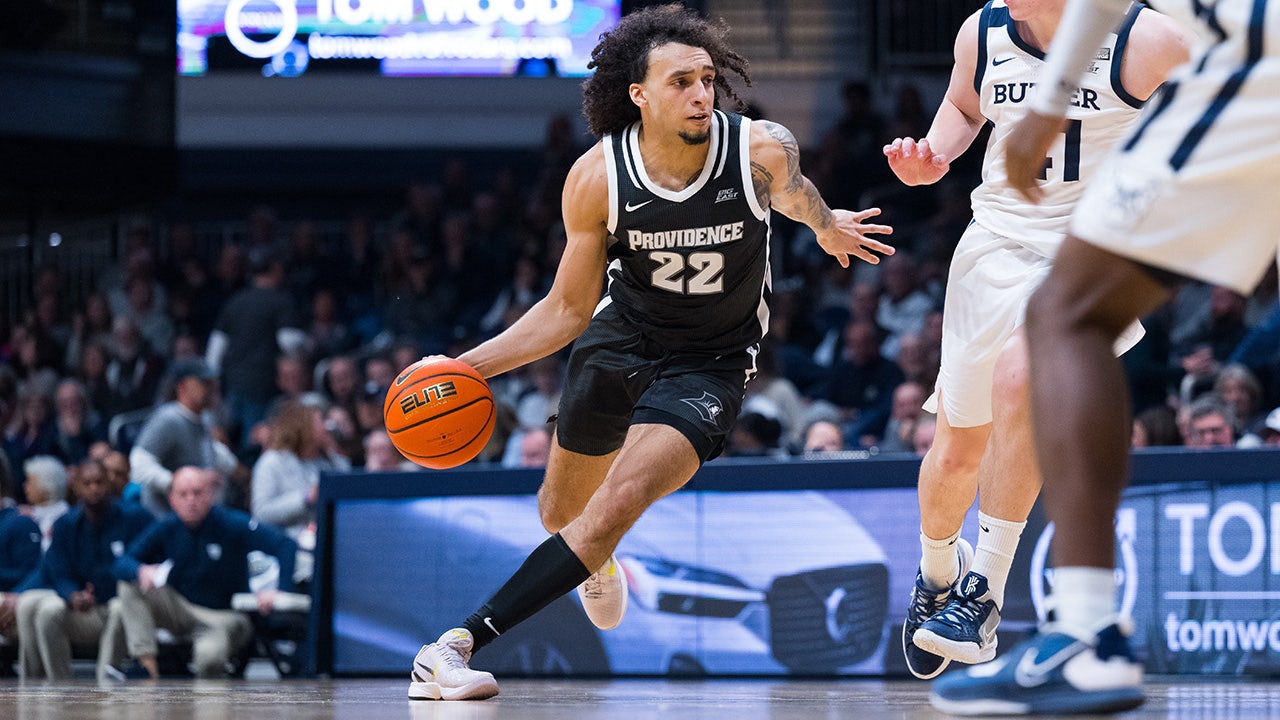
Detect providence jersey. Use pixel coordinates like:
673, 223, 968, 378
971, 0, 1148, 257
600, 110, 771, 355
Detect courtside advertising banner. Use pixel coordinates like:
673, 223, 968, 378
319, 452, 1280, 677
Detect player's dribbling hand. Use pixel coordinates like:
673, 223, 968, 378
820, 208, 894, 268
883, 137, 950, 187
1005, 110, 1063, 203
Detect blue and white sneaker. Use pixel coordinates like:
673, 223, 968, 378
930, 619, 1144, 716
903, 538, 974, 679
913, 570, 1000, 664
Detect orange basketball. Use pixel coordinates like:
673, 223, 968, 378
383, 357, 495, 469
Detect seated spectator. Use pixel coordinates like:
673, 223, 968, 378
75, 342, 115, 425
121, 275, 174, 360
875, 253, 934, 361
1214, 364, 1267, 438
22, 455, 70, 550
51, 378, 107, 465
320, 355, 362, 420
1173, 286, 1249, 407
823, 321, 905, 443
110, 467, 297, 679
270, 353, 313, 415
101, 450, 141, 508
9, 323, 62, 390
1183, 396, 1237, 448
103, 316, 165, 416
252, 402, 351, 583
811, 281, 881, 372
15, 459, 153, 680
895, 331, 940, 393
362, 429, 416, 472
516, 427, 552, 469
913, 414, 938, 457
1132, 406, 1183, 448
4, 386, 58, 502
802, 420, 845, 455
0, 469, 42, 640
63, 292, 114, 375
307, 289, 356, 361
878, 381, 926, 453
129, 359, 239, 518
322, 404, 362, 468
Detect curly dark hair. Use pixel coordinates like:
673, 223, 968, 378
582, 3, 750, 138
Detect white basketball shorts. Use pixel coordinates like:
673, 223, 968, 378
925, 221, 1143, 427
1071, 5, 1280, 294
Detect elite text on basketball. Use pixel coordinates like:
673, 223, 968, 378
400, 381, 459, 414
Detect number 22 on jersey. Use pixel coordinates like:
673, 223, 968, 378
649, 251, 725, 295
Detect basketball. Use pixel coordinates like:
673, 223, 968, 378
383, 357, 496, 469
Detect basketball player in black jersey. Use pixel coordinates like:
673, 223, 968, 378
407, 4, 894, 700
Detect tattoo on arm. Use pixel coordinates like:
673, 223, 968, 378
750, 161, 772, 209
761, 120, 802, 194
801, 178, 833, 229
753, 120, 833, 231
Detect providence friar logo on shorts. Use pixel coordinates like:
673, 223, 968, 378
681, 391, 724, 424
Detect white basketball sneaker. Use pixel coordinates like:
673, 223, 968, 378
408, 629, 499, 701
576, 555, 628, 630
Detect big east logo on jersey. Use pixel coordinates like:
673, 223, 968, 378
400, 381, 458, 415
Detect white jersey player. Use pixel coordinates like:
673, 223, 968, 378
927, 0, 1280, 714
883, 0, 1189, 681
972, 0, 1147, 257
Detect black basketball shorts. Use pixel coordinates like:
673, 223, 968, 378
554, 305, 756, 462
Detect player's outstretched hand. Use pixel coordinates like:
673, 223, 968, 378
883, 137, 950, 187
819, 208, 894, 268
1005, 110, 1062, 203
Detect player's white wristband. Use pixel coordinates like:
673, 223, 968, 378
1031, 0, 1133, 116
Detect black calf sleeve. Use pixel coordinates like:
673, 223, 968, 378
462, 533, 591, 652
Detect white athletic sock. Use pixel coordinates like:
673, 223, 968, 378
1050, 566, 1117, 634
971, 512, 1026, 609
920, 527, 962, 591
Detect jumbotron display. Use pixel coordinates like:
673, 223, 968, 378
178, 0, 621, 77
